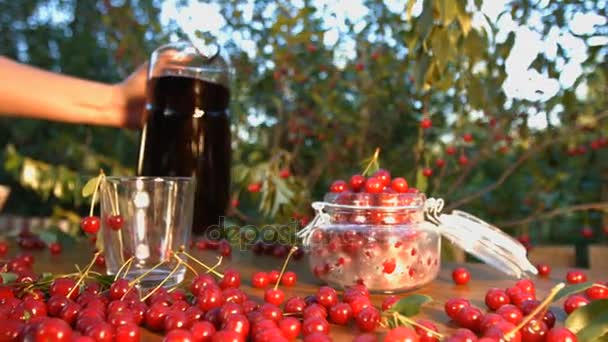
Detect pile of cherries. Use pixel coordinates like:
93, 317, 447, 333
442, 270, 607, 342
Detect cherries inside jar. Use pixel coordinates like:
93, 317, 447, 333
306, 191, 441, 293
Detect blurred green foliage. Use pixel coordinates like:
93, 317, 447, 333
0, 0, 606, 245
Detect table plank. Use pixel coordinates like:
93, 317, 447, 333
11, 243, 606, 341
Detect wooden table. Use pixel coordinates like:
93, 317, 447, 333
15, 243, 606, 341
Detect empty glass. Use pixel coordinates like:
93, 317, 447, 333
100, 177, 195, 288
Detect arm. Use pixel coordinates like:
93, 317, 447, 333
0, 57, 147, 128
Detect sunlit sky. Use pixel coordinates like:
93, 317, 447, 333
160, 0, 607, 129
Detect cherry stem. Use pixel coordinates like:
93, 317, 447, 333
126, 259, 167, 288
67, 251, 101, 298
173, 254, 199, 276
206, 256, 223, 275
393, 312, 444, 339
362, 147, 381, 176
114, 256, 135, 281
140, 257, 182, 302
505, 282, 566, 340
88, 170, 105, 217
179, 250, 223, 278
274, 246, 298, 291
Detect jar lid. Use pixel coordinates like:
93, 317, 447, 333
423, 198, 537, 279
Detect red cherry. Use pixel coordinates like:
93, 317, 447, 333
479, 313, 504, 333
302, 317, 329, 336
348, 296, 371, 316
222, 313, 250, 338
580, 226, 594, 238
415, 319, 439, 342
355, 63, 365, 71
435, 159, 446, 168
279, 317, 301, 340
546, 327, 577, 342
444, 298, 470, 320
382, 296, 399, 311
197, 286, 224, 312
280, 271, 297, 287
536, 264, 551, 277
350, 174, 366, 192
382, 258, 397, 274
190, 321, 215, 341
566, 270, 587, 284
0, 241, 8, 256
463, 133, 473, 143
49, 242, 62, 255
259, 303, 283, 322
219, 268, 241, 289
329, 302, 352, 325
303, 304, 328, 320
446, 146, 456, 155
162, 329, 194, 342
514, 279, 536, 297
390, 177, 409, 193
230, 199, 239, 207
247, 182, 262, 193
329, 180, 348, 193
563, 295, 589, 314
268, 270, 281, 284
373, 169, 391, 186
451, 267, 471, 285
483, 321, 520, 341
422, 168, 433, 177
364, 177, 384, 193
521, 319, 548, 342
252, 272, 269, 289
485, 288, 510, 310
420, 118, 432, 129
304, 332, 332, 342
284, 296, 306, 314
317, 286, 338, 308
264, 288, 285, 305
218, 240, 232, 257
80, 216, 100, 234
458, 155, 469, 166
496, 304, 523, 325
355, 307, 380, 332
455, 306, 483, 332
279, 168, 291, 179
22, 317, 73, 341
107, 215, 124, 230
586, 284, 608, 300
49, 278, 78, 299
385, 326, 422, 341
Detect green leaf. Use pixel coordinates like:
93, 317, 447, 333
474, 0, 483, 9
439, 0, 458, 26
39, 230, 57, 245
414, 53, 431, 91
565, 299, 608, 341
430, 28, 454, 72
554, 282, 596, 302
416, 168, 428, 193
418, 0, 435, 42
82, 175, 100, 198
0, 272, 18, 283
388, 294, 432, 316
456, 0, 472, 37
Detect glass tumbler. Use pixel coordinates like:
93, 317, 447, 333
100, 177, 195, 288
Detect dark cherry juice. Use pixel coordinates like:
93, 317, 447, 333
137, 73, 231, 234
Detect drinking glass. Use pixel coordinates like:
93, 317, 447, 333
100, 176, 195, 288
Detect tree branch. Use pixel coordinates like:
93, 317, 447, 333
445, 138, 552, 211
497, 202, 608, 228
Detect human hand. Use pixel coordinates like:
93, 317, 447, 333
112, 63, 148, 129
